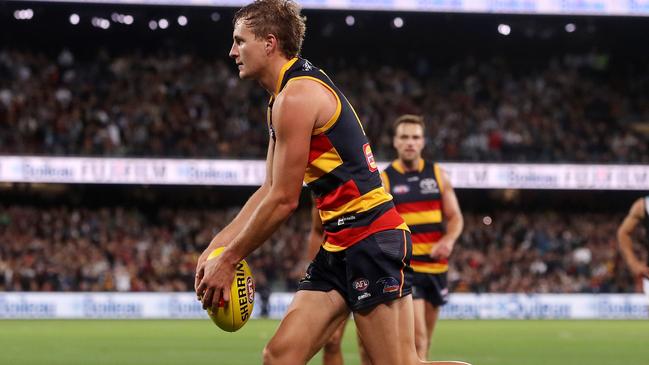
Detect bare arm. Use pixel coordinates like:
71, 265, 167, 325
194, 141, 273, 290
306, 203, 324, 261
430, 168, 463, 259
617, 198, 649, 278
198, 80, 324, 310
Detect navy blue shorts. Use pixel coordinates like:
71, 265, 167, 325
298, 229, 413, 312
411, 272, 448, 307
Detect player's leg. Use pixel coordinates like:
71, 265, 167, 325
413, 298, 430, 359
263, 289, 349, 365
322, 316, 349, 365
355, 326, 372, 365
355, 295, 470, 365
423, 303, 441, 358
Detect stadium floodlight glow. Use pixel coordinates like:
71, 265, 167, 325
14, 9, 34, 20
211, 12, 221, 22
565, 23, 576, 32
498, 23, 511, 36
178, 15, 188, 26
392, 17, 404, 28
124, 15, 134, 25
92, 17, 110, 29
111, 13, 120, 22
69, 13, 80, 25
149, 20, 158, 30
345, 15, 355, 26
158, 18, 169, 29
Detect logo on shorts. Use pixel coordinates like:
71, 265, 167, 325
377, 277, 400, 293
353, 278, 370, 292
357, 292, 371, 301
392, 184, 410, 195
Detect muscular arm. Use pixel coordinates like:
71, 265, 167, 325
306, 203, 324, 261
198, 80, 331, 309
194, 142, 273, 289
617, 198, 649, 278
431, 169, 463, 259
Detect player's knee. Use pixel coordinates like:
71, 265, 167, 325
323, 336, 342, 355
414, 336, 428, 358
262, 343, 283, 365
263, 341, 305, 365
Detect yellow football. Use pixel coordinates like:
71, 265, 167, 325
205, 247, 255, 332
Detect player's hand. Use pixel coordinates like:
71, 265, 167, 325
630, 261, 649, 278
196, 253, 237, 313
430, 237, 454, 260
194, 255, 207, 294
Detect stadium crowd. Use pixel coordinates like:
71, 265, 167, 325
0, 204, 643, 294
1, 48, 648, 162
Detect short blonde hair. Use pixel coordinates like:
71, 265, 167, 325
393, 114, 425, 135
233, 0, 306, 59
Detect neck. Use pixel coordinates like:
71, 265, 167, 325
258, 56, 293, 96
399, 158, 421, 172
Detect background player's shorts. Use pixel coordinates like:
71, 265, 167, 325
411, 272, 449, 306
643, 277, 649, 303
298, 229, 413, 312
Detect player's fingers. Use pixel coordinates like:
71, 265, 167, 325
194, 266, 204, 292
202, 287, 215, 310
211, 289, 224, 313
222, 284, 231, 303
196, 278, 207, 298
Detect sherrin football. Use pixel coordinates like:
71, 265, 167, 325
205, 247, 255, 332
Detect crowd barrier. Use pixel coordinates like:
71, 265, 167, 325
1, 293, 646, 319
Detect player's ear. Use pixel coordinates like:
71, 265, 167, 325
265, 34, 277, 55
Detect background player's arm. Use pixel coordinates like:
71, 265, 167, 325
198, 81, 321, 310
617, 198, 649, 278
194, 140, 274, 290
306, 203, 324, 261
430, 169, 463, 259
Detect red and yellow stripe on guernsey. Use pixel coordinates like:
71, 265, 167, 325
304, 134, 343, 184
323, 208, 409, 252
394, 198, 447, 273
397, 200, 442, 226
410, 259, 448, 274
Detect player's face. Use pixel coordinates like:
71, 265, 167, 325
393, 123, 425, 163
229, 20, 267, 79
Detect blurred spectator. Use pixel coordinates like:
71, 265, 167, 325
1, 48, 647, 162
0, 204, 644, 294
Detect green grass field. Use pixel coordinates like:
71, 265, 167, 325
1, 319, 648, 365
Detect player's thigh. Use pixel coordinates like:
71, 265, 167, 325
267, 289, 349, 361
413, 298, 428, 342
354, 295, 418, 365
327, 315, 349, 346
424, 301, 440, 335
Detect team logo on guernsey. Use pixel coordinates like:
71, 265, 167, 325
353, 278, 370, 291
302, 60, 313, 71
420, 178, 439, 194
392, 184, 410, 195
377, 277, 400, 293
363, 143, 378, 172
337, 214, 356, 226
